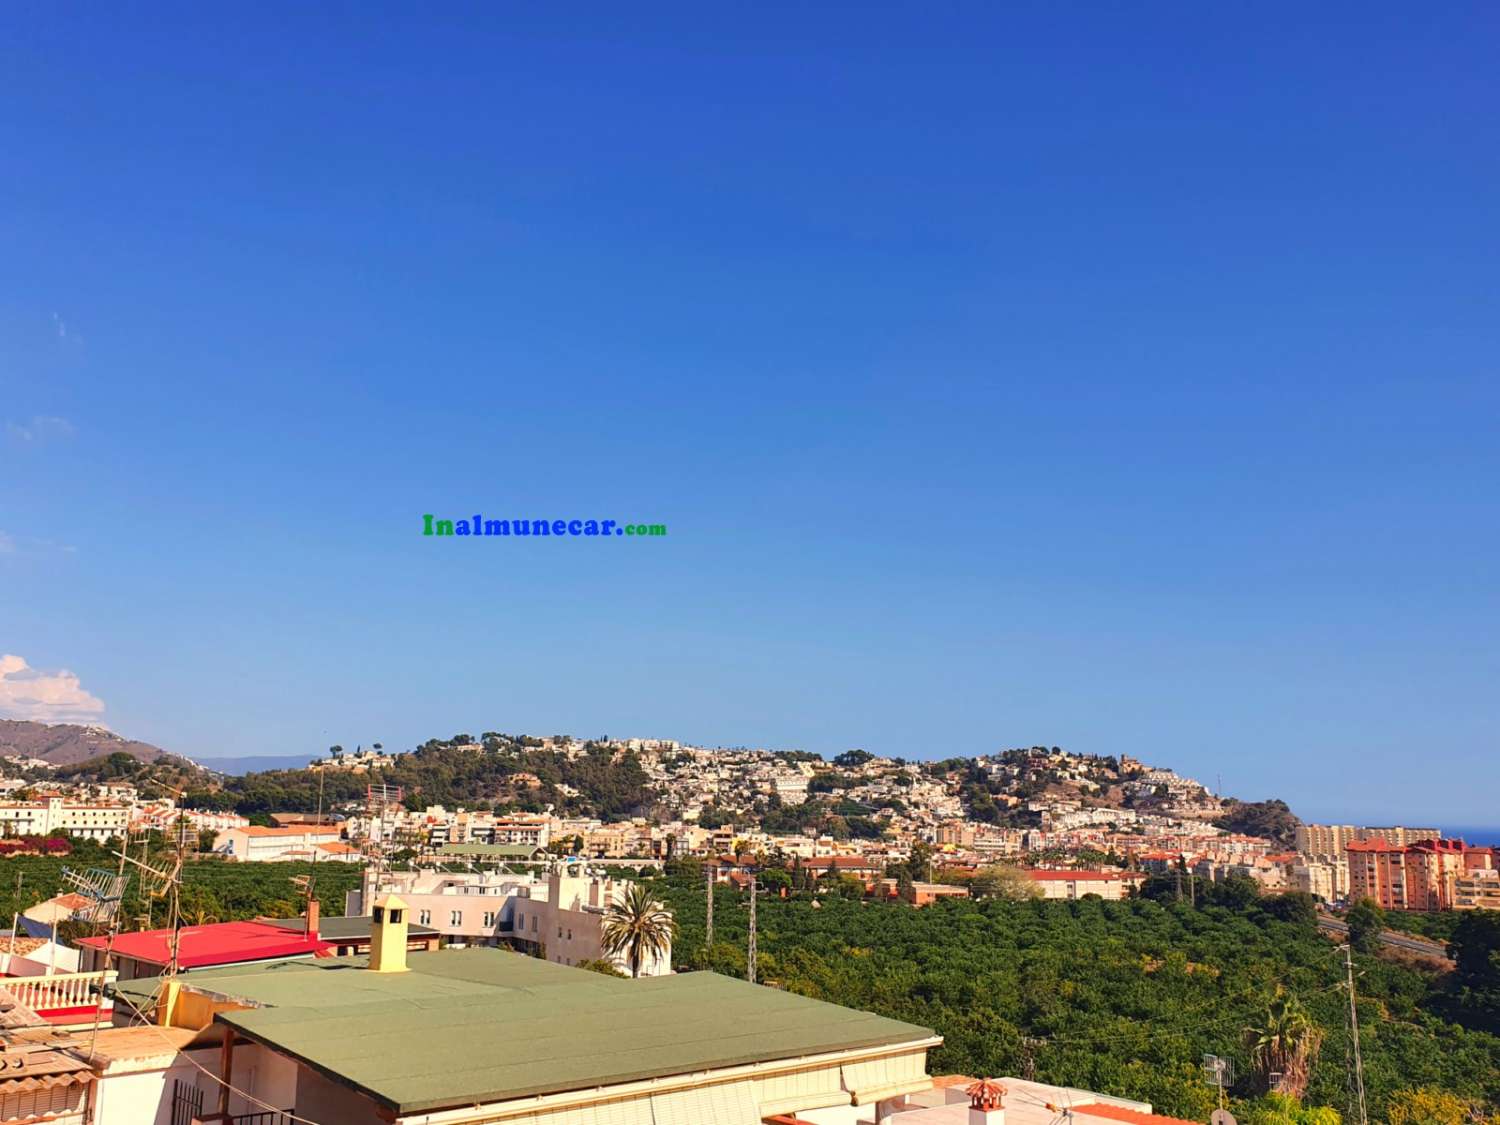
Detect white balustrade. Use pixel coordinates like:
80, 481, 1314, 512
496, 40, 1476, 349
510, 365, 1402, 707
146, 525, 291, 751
0, 969, 118, 1013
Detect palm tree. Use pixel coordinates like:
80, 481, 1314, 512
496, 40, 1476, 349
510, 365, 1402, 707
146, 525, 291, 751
1245, 990, 1323, 1099
600, 883, 677, 978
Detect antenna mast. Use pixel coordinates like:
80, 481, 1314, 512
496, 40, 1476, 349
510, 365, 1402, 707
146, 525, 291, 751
746, 875, 757, 985
704, 863, 714, 954
1342, 944, 1370, 1125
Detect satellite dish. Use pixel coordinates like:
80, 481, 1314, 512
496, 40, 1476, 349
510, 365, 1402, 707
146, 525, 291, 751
1211, 1110, 1237, 1125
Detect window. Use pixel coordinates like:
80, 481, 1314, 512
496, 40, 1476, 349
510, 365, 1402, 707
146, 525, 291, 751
418, 910, 431, 926
516, 912, 523, 929
450, 910, 462, 927
482, 911, 495, 927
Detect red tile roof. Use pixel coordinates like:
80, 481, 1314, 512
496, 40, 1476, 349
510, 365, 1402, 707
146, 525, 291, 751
77, 920, 332, 969
237, 825, 342, 838
1076, 1101, 1202, 1125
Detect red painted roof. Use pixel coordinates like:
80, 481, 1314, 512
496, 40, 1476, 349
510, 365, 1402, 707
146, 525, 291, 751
77, 921, 332, 969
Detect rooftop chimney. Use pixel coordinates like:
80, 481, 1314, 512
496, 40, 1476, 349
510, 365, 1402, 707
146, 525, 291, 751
369, 893, 409, 973
967, 1078, 1006, 1125
304, 897, 320, 941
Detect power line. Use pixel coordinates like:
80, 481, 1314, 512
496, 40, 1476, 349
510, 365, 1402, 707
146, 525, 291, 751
1341, 944, 1369, 1125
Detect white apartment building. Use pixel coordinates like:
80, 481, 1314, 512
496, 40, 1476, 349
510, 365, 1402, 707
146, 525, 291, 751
347, 861, 671, 976
213, 824, 357, 862
0, 796, 130, 841
772, 771, 811, 805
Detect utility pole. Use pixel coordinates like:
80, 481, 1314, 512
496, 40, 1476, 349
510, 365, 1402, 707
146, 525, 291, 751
1342, 944, 1369, 1125
704, 863, 714, 952
747, 875, 757, 985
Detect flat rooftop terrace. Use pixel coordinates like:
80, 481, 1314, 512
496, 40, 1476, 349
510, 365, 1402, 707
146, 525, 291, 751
115, 947, 937, 1116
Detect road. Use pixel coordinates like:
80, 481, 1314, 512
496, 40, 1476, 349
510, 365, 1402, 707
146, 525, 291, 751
1316, 915, 1452, 961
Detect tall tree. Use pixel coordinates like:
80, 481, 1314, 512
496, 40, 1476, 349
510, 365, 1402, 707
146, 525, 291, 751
601, 882, 677, 978
1245, 991, 1324, 1099
1345, 898, 1386, 955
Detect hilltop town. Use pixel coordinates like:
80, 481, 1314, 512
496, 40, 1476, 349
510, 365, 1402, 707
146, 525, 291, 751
5, 729, 1492, 913
1, 727, 1497, 1125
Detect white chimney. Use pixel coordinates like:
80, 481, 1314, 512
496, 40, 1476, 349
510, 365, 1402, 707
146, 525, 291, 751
967, 1078, 1006, 1125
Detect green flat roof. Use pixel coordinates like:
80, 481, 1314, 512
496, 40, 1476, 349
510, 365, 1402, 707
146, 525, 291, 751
120, 949, 934, 1115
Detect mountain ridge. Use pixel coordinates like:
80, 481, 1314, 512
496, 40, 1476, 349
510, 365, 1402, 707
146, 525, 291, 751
0, 718, 175, 767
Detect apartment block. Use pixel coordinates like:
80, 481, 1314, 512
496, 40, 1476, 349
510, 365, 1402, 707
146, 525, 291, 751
1346, 836, 1482, 911
0, 796, 130, 841
1456, 869, 1500, 911
1296, 823, 1442, 858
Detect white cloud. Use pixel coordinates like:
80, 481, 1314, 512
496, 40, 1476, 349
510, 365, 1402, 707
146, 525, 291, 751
0, 654, 106, 723
3, 415, 75, 446
0, 532, 76, 559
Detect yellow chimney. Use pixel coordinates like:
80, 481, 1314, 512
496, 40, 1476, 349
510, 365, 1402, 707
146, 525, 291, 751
369, 893, 410, 973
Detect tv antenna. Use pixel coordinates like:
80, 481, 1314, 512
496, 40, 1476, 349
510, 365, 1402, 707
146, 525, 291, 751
60, 866, 129, 927
361, 783, 405, 884
1202, 1054, 1234, 1110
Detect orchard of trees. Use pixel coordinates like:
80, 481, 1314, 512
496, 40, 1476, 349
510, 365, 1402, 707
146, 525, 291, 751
652, 862, 1500, 1123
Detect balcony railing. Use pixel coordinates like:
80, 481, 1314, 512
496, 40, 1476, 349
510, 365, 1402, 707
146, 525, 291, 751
0, 969, 118, 1015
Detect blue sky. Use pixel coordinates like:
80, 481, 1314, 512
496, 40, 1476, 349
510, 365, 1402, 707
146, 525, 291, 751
2, 4, 1496, 825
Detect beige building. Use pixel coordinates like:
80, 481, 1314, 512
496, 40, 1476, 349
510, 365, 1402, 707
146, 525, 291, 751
1296, 823, 1441, 858
1291, 859, 1347, 902
1455, 869, 1500, 911
1027, 870, 1146, 901
348, 861, 672, 976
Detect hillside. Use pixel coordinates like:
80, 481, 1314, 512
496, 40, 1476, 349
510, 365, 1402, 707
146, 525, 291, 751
0, 719, 175, 767
183, 734, 659, 820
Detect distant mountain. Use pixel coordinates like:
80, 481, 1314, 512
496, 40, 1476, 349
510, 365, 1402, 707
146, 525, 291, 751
192, 753, 321, 776
0, 719, 174, 767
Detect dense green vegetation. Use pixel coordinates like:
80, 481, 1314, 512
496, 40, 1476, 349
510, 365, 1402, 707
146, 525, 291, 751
0, 836, 361, 935
44, 734, 658, 822
1214, 799, 1302, 847
650, 867, 1500, 1121
179, 734, 656, 818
